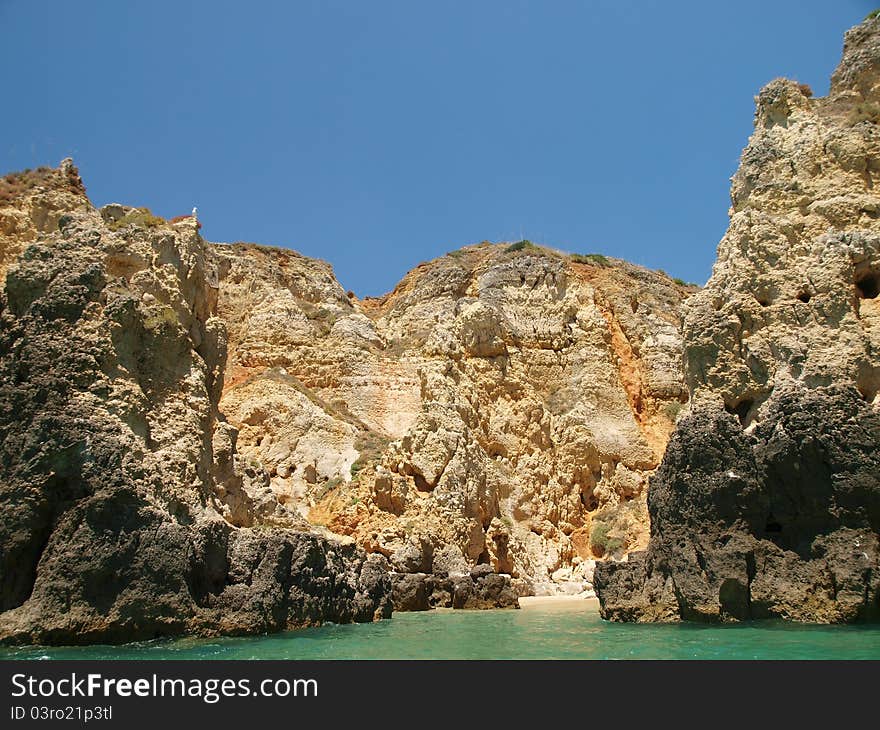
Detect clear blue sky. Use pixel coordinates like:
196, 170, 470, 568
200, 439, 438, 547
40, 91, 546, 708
1, 1, 873, 294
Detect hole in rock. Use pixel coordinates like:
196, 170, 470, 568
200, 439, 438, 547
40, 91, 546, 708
724, 398, 754, 427
796, 292, 811, 303
413, 473, 433, 492
765, 515, 783, 534
856, 273, 879, 299
719, 578, 750, 621
857, 382, 877, 402
487, 443, 507, 459
580, 486, 599, 512
476, 550, 490, 565
755, 296, 771, 307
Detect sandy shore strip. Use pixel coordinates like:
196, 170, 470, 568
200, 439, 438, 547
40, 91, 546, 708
518, 595, 599, 611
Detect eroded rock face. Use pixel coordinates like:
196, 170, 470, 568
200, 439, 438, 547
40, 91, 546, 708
0, 164, 391, 645
0, 158, 694, 640
596, 16, 880, 623
1, 163, 689, 643
212, 240, 693, 596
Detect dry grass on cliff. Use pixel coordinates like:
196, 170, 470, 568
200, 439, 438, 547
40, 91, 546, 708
350, 431, 390, 479
298, 300, 340, 336
106, 207, 166, 231
0, 167, 56, 205
570, 252, 610, 267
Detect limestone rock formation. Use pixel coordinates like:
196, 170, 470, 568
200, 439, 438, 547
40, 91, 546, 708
0, 160, 692, 642
595, 16, 880, 623
212, 240, 692, 596
6, 16, 878, 639
0, 163, 391, 645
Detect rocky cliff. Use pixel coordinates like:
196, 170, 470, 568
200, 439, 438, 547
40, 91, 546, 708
595, 16, 880, 623
0, 163, 391, 645
213, 241, 693, 599
8, 19, 876, 638
0, 156, 695, 642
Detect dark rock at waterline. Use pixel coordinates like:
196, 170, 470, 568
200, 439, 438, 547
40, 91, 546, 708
2, 511, 394, 645
391, 571, 519, 612
595, 387, 880, 623
391, 573, 431, 612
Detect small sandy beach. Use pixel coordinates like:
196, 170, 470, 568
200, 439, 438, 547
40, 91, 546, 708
518, 595, 600, 611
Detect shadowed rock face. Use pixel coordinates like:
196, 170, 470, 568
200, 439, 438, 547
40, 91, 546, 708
595, 16, 880, 623
596, 387, 880, 622
0, 164, 391, 645
391, 567, 519, 612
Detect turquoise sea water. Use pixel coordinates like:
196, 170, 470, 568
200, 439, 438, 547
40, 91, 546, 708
3, 603, 880, 660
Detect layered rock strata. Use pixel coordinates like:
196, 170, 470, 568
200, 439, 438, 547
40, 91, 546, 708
595, 16, 880, 623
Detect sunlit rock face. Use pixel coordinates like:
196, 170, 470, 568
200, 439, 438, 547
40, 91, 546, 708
214, 239, 693, 596
596, 16, 880, 623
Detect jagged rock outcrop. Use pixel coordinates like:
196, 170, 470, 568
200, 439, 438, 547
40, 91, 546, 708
213, 240, 693, 596
0, 163, 391, 645
391, 566, 519, 612
596, 16, 880, 623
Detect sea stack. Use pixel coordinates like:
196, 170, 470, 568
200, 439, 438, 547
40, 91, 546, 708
595, 15, 880, 623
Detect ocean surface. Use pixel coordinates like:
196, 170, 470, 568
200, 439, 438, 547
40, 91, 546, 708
3, 602, 880, 660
